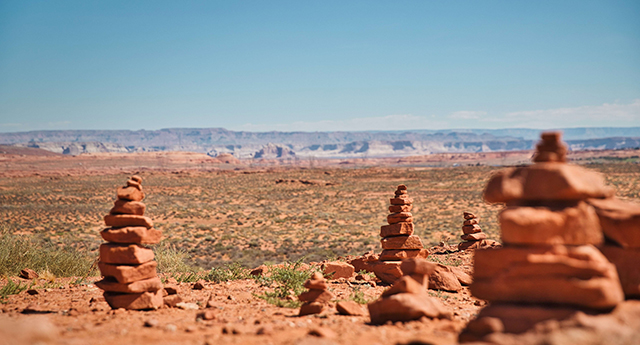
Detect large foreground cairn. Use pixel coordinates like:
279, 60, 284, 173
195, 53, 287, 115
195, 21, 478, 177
461, 132, 624, 341
368, 258, 452, 324
298, 272, 334, 316
457, 212, 499, 250
95, 176, 164, 310
379, 185, 428, 261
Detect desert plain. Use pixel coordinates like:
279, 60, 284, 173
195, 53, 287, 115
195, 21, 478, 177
1, 146, 640, 345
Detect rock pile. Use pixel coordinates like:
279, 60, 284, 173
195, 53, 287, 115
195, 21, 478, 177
457, 212, 497, 250
379, 185, 428, 261
368, 258, 452, 324
95, 176, 164, 310
461, 132, 625, 342
299, 272, 334, 316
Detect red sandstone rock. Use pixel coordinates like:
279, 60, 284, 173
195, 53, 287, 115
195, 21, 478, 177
126, 179, 142, 190
116, 186, 145, 202
100, 227, 162, 244
389, 205, 412, 213
400, 258, 436, 276
600, 245, 640, 298
336, 301, 365, 316
95, 277, 163, 293
390, 197, 413, 205
463, 212, 476, 219
381, 235, 424, 250
99, 243, 154, 265
379, 249, 428, 261
104, 290, 163, 310
298, 290, 334, 303
428, 264, 462, 292
472, 244, 624, 309
322, 261, 355, 279
131, 175, 142, 183
588, 197, 640, 248
163, 294, 183, 308
19, 268, 38, 279
387, 212, 413, 224
368, 293, 452, 324
463, 218, 479, 225
461, 232, 487, 241
304, 273, 328, 290
98, 261, 157, 284
381, 276, 426, 297
462, 224, 482, 235
483, 163, 614, 203
458, 239, 500, 251
380, 222, 414, 237
499, 201, 602, 245
397, 184, 407, 191
109, 200, 146, 215
369, 261, 403, 284
104, 214, 153, 228
299, 302, 324, 316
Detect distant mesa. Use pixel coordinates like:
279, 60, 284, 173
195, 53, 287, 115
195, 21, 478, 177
1, 127, 639, 158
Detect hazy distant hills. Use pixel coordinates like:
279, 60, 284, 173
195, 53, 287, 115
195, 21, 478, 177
1, 127, 639, 159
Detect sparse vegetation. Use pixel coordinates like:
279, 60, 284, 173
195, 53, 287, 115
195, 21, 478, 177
0, 279, 33, 303
205, 262, 249, 283
0, 225, 96, 277
256, 260, 318, 308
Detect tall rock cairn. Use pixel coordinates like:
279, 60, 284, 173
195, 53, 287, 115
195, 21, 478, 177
96, 176, 164, 310
379, 185, 428, 261
460, 132, 623, 342
298, 272, 334, 316
457, 212, 498, 251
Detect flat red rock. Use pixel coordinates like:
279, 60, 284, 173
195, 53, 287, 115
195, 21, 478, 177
336, 301, 365, 316
109, 200, 146, 215
382, 276, 426, 297
322, 261, 355, 279
390, 197, 413, 205
461, 232, 487, 241
368, 292, 452, 324
104, 214, 153, 228
499, 201, 602, 245
95, 277, 163, 293
483, 163, 614, 203
100, 227, 162, 244
116, 186, 145, 202
99, 243, 155, 264
380, 222, 414, 237
103, 290, 163, 310
588, 197, 640, 248
600, 245, 640, 298
389, 204, 412, 213
381, 235, 424, 250
379, 249, 428, 261
98, 261, 157, 284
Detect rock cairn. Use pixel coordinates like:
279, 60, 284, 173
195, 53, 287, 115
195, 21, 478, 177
460, 132, 624, 342
458, 212, 499, 250
298, 272, 334, 316
379, 185, 428, 261
368, 258, 451, 324
95, 176, 164, 310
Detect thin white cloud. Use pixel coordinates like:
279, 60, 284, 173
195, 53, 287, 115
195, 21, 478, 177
449, 111, 487, 120
235, 99, 640, 132
239, 114, 450, 132
500, 99, 640, 128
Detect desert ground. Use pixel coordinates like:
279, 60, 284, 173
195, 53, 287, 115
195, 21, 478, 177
1, 147, 640, 344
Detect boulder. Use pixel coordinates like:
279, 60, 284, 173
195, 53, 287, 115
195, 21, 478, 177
428, 264, 462, 292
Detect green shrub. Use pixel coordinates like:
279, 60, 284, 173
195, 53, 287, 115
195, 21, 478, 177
256, 259, 318, 308
153, 242, 198, 274
0, 226, 95, 277
204, 262, 248, 283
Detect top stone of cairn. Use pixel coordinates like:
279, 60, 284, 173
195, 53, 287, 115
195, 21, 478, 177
532, 131, 567, 163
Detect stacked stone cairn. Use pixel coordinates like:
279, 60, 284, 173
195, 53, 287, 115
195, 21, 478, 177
458, 212, 499, 250
460, 132, 625, 341
368, 258, 451, 324
95, 176, 164, 310
298, 272, 334, 316
379, 185, 428, 261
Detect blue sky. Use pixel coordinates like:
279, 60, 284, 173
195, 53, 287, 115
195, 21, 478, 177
1, 0, 639, 132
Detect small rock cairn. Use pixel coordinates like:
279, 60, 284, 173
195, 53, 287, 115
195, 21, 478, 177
96, 176, 164, 310
299, 272, 334, 316
368, 258, 451, 324
460, 132, 624, 341
457, 212, 498, 250
379, 185, 428, 261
